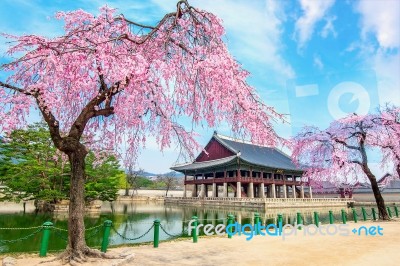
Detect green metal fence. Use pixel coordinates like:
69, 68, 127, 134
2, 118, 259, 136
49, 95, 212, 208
0, 205, 398, 256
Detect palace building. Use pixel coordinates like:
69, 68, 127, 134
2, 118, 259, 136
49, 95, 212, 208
171, 132, 312, 199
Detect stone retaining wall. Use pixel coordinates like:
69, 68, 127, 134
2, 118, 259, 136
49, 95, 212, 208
164, 197, 352, 209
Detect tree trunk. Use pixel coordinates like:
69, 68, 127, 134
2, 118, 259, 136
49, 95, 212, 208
67, 148, 88, 253
125, 178, 129, 196
363, 164, 389, 220
359, 137, 389, 220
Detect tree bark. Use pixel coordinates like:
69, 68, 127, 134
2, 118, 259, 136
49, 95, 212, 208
362, 163, 389, 220
359, 133, 389, 220
67, 145, 88, 254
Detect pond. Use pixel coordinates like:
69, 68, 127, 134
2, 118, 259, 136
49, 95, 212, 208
0, 201, 358, 254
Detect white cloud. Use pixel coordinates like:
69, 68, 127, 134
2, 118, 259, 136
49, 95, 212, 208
353, 0, 400, 106
294, 0, 335, 49
374, 51, 400, 106
313, 54, 324, 70
355, 0, 400, 49
320, 16, 337, 38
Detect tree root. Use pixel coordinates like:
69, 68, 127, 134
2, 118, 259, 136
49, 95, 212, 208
40, 246, 129, 265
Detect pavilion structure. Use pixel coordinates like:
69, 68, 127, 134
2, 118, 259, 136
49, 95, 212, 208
171, 132, 312, 199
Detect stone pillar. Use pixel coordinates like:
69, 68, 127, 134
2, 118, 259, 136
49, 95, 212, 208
292, 185, 296, 199
283, 184, 287, 198
236, 182, 241, 198
183, 185, 187, 198
309, 186, 313, 198
271, 184, 276, 198
248, 182, 254, 198
192, 184, 197, 197
301, 186, 305, 198
212, 183, 217, 197
260, 183, 265, 198
223, 183, 228, 197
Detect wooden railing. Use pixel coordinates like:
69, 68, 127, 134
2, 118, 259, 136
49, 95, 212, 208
184, 177, 302, 186
166, 197, 351, 202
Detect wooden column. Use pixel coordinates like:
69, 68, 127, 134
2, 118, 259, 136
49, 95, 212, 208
236, 181, 241, 198
212, 183, 217, 197
292, 184, 296, 199
283, 184, 287, 198
271, 183, 276, 198
259, 183, 265, 198
223, 182, 228, 197
192, 184, 197, 197
248, 182, 254, 198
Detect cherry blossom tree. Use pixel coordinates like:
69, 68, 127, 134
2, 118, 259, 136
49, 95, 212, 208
292, 114, 390, 220
369, 105, 400, 179
0, 1, 282, 261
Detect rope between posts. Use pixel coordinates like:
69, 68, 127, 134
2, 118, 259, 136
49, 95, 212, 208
52, 226, 68, 232
319, 216, 330, 224
86, 224, 103, 231
0, 227, 43, 244
53, 228, 68, 242
85, 226, 102, 241
0, 226, 43, 230
111, 224, 154, 241
113, 222, 154, 226
159, 224, 186, 238
354, 210, 363, 217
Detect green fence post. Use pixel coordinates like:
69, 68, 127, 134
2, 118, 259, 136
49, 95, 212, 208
277, 214, 283, 227
192, 216, 198, 243
387, 207, 392, 218
101, 220, 112, 253
329, 211, 334, 224
394, 206, 399, 218
352, 208, 358, 223
227, 214, 234, 239
314, 212, 320, 227
341, 209, 347, 224
39, 221, 53, 257
254, 213, 260, 235
153, 219, 160, 248
296, 212, 302, 230
372, 208, 377, 220
361, 207, 367, 221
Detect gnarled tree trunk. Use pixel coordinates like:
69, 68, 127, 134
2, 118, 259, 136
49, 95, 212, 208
367, 171, 389, 220
67, 147, 88, 254
359, 134, 389, 220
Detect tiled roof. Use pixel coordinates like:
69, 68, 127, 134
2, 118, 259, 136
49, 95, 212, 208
213, 134, 302, 172
171, 133, 303, 172
170, 155, 237, 171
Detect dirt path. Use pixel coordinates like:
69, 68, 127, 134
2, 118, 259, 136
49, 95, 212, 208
4, 220, 400, 266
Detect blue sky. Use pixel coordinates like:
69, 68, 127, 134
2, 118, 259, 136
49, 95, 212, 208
0, 0, 399, 174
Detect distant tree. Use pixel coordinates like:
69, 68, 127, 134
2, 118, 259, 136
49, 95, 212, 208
84, 153, 123, 202
0, 1, 281, 260
126, 167, 144, 197
0, 123, 68, 203
0, 124, 122, 204
292, 114, 390, 220
158, 173, 177, 196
